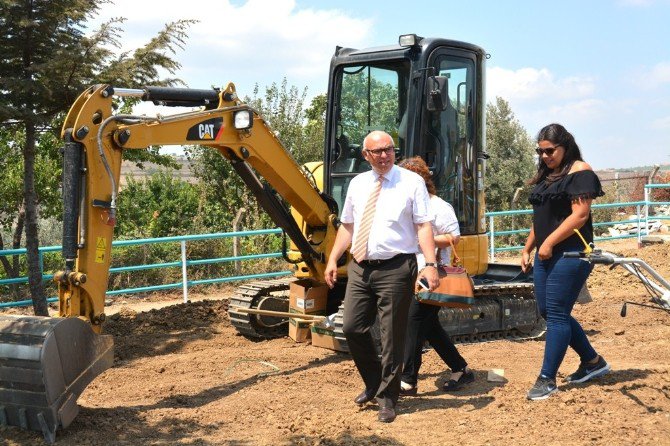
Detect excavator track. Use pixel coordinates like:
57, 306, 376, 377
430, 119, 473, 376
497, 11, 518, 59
227, 277, 295, 338
331, 282, 542, 352
228, 279, 542, 347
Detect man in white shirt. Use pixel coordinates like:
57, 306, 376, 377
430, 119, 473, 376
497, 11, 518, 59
324, 131, 439, 423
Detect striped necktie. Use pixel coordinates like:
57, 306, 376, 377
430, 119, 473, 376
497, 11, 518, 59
351, 175, 384, 262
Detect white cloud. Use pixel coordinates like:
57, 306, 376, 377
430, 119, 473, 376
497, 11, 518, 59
618, 0, 655, 6
485, 66, 608, 143
629, 61, 670, 90
649, 62, 670, 86
651, 115, 670, 129
487, 66, 595, 102
94, 0, 372, 93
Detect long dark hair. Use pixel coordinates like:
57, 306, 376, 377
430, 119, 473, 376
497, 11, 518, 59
528, 123, 584, 185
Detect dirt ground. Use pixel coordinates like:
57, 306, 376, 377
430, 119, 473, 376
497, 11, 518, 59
1, 239, 670, 446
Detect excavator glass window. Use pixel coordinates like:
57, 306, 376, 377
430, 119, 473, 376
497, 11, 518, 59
423, 55, 479, 235
330, 60, 410, 212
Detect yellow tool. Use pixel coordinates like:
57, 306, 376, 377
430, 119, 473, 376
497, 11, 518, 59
573, 228, 594, 254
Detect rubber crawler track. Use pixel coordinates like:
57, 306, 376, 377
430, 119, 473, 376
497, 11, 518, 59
227, 277, 295, 338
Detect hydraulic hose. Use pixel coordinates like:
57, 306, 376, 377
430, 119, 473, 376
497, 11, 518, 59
95, 114, 159, 221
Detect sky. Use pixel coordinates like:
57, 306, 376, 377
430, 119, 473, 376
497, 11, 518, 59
90, 0, 670, 170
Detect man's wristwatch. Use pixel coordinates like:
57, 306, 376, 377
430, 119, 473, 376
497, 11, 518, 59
424, 262, 438, 268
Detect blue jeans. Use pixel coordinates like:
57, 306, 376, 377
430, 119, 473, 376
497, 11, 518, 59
534, 248, 597, 379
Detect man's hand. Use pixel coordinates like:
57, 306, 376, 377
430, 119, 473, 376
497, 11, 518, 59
418, 266, 439, 291
324, 260, 338, 289
324, 223, 353, 289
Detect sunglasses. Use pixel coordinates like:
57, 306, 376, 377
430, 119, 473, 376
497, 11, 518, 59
365, 146, 395, 156
535, 145, 560, 156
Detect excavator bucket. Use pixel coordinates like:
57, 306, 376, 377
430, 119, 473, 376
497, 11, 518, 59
0, 315, 113, 443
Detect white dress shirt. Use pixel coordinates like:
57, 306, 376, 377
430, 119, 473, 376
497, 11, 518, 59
340, 164, 433, 260
416, 195, 460, 269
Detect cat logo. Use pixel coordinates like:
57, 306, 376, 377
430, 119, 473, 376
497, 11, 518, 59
187, 118, 223, 141
199, 123, 215, 139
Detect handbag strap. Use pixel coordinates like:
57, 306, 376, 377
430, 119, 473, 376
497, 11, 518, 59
448, 236, 462, 266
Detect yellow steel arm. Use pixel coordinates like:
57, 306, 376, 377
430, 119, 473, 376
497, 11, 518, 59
57, 83, 341, 327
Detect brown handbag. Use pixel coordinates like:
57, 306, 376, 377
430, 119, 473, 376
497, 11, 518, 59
415, 238, 475, 308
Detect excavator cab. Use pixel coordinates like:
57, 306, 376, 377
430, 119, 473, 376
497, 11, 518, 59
324, 34, 489, 274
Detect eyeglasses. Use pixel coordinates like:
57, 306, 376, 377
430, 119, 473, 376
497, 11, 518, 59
365, 146, 395, 156
535, 145, 560, 156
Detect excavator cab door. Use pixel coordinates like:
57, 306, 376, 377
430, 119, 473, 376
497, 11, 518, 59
415, 47, 488, 274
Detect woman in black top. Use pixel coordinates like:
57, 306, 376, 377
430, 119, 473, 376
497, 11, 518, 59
521, 123, 610, 401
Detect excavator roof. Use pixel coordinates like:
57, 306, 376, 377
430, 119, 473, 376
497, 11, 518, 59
333, 36, 486, 60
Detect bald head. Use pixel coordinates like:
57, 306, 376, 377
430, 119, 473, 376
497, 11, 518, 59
362, 131, 396, 175
363, 131, 394, 151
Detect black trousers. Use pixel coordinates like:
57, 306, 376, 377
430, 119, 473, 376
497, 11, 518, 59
342, 254, 417, 408
401, 298, 467, 386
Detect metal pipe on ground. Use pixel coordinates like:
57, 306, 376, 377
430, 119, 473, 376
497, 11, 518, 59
232, 307, 326, 321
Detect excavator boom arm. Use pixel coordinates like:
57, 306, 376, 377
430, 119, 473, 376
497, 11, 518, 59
59, 83, 338, 324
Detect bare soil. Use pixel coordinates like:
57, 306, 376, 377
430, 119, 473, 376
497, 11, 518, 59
2, 239, 669, 446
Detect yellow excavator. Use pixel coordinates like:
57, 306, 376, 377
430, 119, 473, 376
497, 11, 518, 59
0, 34, 538, 442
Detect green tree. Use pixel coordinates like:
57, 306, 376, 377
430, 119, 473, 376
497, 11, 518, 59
246, 78, 311, 163
485, 97, 535, 212
339, 67, 399, 146
485, 97, 536, 246
115, 171, 223, 239
0, 0, 192, 314
0, 121, 62, 300
0, 127, 26, 299
302, 93, 327, 164
189, 78, 318, 233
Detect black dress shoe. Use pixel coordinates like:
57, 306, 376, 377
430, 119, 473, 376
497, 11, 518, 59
378, 405, 396, 423
354, 389, 375, 405
443, 369, 475, 392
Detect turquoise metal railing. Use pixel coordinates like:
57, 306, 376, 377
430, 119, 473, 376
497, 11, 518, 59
485, 201, 646, 258
2, 184, 668, 306
485, 182, 669, 261
0, 229, 292, 308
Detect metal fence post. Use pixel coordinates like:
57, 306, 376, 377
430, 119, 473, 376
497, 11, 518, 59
644, 185, 649, 236
489, 215, 495, 263
233, 208, 246, 274
636, 204, 642, 248
181, 240, 189, 303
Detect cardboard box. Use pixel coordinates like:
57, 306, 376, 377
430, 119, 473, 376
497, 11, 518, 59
310, 324, 348, 352
289, 279, 328, 314
288, 317, 312, 343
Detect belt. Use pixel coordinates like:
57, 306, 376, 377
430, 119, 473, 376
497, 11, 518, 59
354, 253, 413, 267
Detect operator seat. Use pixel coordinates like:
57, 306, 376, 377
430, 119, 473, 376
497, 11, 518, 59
332, 135, 357, 173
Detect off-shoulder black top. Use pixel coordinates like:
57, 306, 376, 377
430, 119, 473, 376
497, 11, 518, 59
528, 170, 605, 252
